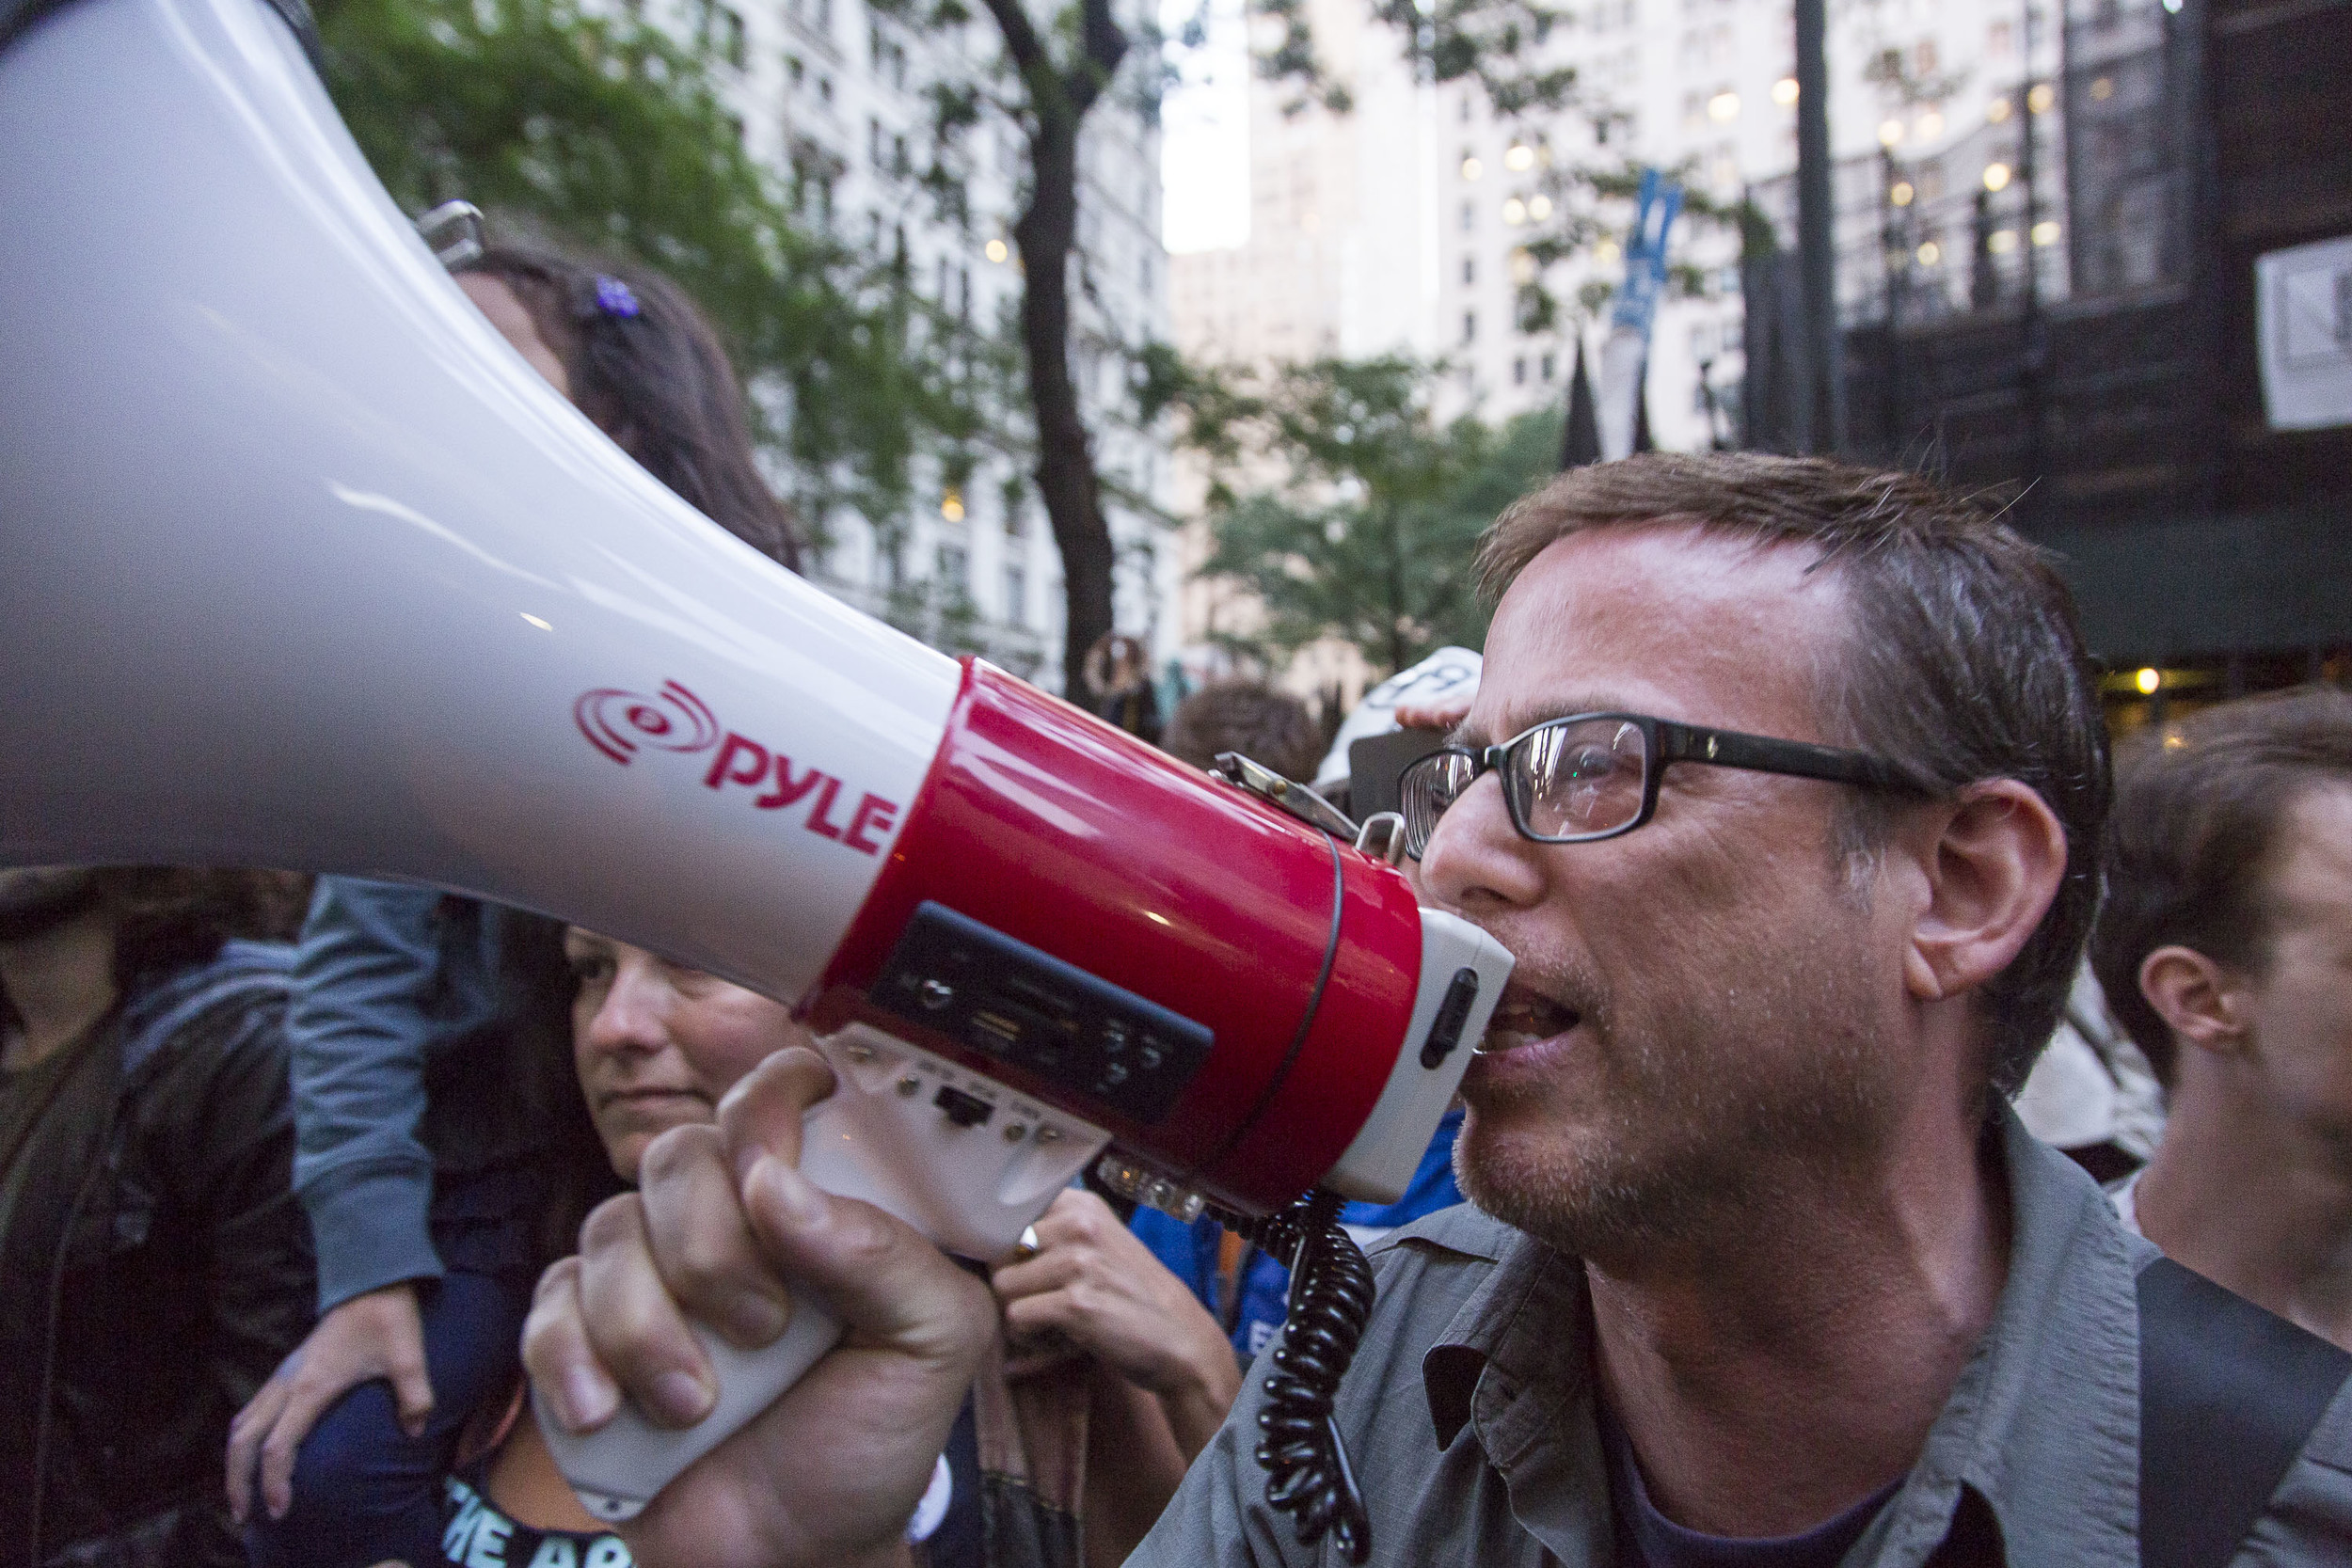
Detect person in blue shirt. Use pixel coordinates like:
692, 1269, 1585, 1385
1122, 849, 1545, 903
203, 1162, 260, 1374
1131, 1109, 1467, 1361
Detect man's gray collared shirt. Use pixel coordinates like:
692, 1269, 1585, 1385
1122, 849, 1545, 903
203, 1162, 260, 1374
1130, 1112, 2352, 1566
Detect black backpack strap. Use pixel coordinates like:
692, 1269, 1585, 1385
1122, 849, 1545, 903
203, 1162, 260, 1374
2138, 1254, 2352, 1568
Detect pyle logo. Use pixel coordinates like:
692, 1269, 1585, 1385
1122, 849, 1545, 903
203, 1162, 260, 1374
575, 680, 901, 857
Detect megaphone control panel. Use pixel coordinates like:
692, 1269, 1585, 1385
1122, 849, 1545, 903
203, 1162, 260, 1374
871, 901, 1215, 1125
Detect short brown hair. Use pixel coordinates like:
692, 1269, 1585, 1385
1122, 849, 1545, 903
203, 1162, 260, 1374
1163, 681, 1324, 783
1479, 451, 2109, 1096
2090, 687, 2352, 1085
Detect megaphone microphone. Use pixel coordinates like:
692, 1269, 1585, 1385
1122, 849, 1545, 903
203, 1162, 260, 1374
0, 0, 1511, 1553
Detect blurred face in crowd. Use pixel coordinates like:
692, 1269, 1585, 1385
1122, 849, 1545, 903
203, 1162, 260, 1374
2220, 786, 2352, 1138
458, 273, 571, 399
1418, 525, 1914, 1259
564, 929, 811, 1181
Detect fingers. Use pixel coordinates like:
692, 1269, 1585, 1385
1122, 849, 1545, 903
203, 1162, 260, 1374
523, 1257, 619, 1435
225, 1368, 294, 1524
382, 1315, 436, 1439
637, 1122, 794, 1349
999, 1284, 1088, 1344
1395, 697, 1473, 732
710, 1048, 842, 1184
254, 1358, 364, 1520
714, 1046, 838, 1185
738, 1153, 993, 1367
576, 1194, 718, 1428
988, 1243, 1083, 1305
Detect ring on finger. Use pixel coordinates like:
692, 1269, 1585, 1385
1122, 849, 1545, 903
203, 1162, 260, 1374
1009, 1225, 1041, 1263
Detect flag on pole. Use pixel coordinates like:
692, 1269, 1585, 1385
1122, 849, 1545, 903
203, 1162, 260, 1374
1597, 169, 1682, 461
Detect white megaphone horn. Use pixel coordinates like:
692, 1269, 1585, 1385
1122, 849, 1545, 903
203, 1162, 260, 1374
0, 0, 1511, 1550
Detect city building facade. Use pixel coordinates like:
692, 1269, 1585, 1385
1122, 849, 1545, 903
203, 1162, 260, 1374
1169, 0, 2059, 453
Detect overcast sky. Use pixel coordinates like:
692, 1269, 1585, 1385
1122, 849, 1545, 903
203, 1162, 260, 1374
1158, 0, 1249, 253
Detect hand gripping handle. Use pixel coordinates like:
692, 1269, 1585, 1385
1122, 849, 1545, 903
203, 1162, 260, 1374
538, 1027, 1112, 1521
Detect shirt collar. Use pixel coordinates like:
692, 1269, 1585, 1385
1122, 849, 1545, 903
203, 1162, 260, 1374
1418, 1105, 2144, 1565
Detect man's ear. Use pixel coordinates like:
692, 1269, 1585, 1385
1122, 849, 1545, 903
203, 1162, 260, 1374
1900, 780, 2070, 1004
2137, 945, 2248, 1061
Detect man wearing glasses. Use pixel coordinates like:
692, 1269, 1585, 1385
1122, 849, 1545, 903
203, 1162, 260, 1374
523, 453, 2352, 1567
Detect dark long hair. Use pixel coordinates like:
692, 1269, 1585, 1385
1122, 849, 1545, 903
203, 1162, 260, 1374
463, 243, 803, 573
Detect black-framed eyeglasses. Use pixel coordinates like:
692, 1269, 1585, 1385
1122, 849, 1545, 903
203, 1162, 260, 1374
1398, 712, 1931, 859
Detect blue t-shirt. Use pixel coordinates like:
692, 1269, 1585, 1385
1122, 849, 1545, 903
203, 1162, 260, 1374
1131, 1110, 1466, 1359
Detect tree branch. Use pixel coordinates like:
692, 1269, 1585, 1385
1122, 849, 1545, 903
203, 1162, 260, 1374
1069, 0, 1129, 117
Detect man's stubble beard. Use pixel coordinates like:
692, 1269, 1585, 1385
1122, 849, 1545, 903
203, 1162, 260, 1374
1453, 914, 1899, 1265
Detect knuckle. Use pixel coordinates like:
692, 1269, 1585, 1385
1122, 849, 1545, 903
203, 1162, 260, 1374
638, 1121, 723, 1185
533, 1255, 583, 1305
580, 1194, 646, 1253
666, 1241, 742, 1303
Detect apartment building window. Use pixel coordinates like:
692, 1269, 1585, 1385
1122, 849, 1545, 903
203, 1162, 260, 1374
785, 54, 803, 87
1460, 200, 1475, 232
1462, 256, 1476, 284
818, 75, 834, 104
1541, 352, 1557, 381
868, 118, 883, 166
937, 544, 969, 593
1462, 310, 1476, 343
959, 266, 972, 319
815, 0, 831, 30
893, 134, 909, 177
1513, 356, 1527, 385
697, 0, 746, 68
1004, 563, 1026, 621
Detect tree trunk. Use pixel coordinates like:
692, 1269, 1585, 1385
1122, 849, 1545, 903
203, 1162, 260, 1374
1017, 112, 1117, 703
978, 0, 1127, 704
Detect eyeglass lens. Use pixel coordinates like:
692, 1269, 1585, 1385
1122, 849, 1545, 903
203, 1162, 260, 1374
1517, 718, 1647, 840
1402, 717, 1652, 854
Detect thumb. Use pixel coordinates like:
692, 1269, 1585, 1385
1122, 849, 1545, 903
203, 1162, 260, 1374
715, 1046, 838, 1186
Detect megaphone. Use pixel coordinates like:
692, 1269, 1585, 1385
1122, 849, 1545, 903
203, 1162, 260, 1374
0, 0, 1511, 1545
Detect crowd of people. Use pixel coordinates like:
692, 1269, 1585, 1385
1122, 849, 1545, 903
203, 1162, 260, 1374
8, 231, 2352, 1568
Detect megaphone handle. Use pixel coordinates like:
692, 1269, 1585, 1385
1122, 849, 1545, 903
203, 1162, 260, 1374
536, 1292, 847, 1523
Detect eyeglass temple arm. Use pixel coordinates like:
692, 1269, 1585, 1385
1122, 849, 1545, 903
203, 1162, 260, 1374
1657, 723, 1930, 793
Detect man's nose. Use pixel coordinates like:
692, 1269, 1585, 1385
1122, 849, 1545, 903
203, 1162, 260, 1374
1418, 772, 1545, 912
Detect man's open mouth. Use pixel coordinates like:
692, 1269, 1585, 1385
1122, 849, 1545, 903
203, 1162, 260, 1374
1476, 979, 1582, 1054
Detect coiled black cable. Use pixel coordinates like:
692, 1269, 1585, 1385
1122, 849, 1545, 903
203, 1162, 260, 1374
1232, 1188, 1376, 1564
